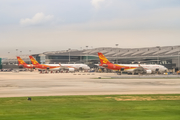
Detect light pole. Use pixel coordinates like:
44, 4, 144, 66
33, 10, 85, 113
68, 48, 71, 63
29, 50, 31, 64
80, 47, 82, 62
86, 46, 88, 63
178, 52, 179, 70
20, 51, 22, 56
16, 49, 18, 56
8, 52, 10, 65
178, 49, 180, 70
115, 44, 118, 64
156, 46, 160, 64
16, 49, 18, 65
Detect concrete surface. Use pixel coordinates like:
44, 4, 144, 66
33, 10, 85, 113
0, 72, 180, 97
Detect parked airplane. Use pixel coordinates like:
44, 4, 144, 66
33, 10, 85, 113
29, 56, 90, 72
29, 56, 61, 72
59, 64, 90, 72
97, 52, 168, 75
17, 56, 34, 70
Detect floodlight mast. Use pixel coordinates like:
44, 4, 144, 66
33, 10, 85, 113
80, 47, 82, 62
115, 44, 118, 64
86, 46, 88, 63
178, 52, 179, 70
29, 50, 31, 64
8, 52, 10, 65
16, 49, 18, 64
68, 48, 71, 63
20, 51, 22, 56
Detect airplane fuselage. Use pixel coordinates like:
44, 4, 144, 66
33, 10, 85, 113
18, 64, 34, 69
99, 63, 167, 73
34, 64, 60, 71
35, 64, 90, 71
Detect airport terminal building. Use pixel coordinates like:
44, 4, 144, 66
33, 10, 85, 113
2, 45, 180, 70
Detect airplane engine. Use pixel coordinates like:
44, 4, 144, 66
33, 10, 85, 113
79, 67, 83, 71
19, 65, 24, 68
102, 64, 108, 67
121, 68, 124, 71
69, 68, 75, 72
146, 70, 152, 74
155, 68, 159, 71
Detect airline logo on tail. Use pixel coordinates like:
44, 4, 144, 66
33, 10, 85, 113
98, 52, 111, 64
29, 56, 39, 65
17, 56, 26, 65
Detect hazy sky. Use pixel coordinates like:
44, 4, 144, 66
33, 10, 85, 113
1, 0, 180, 57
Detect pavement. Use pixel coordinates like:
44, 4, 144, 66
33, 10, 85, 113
0, 72, 180, 97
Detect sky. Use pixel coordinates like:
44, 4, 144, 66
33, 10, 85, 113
0, 0, 180, 57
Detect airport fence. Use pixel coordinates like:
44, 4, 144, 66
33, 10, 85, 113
2, 65, 18, 69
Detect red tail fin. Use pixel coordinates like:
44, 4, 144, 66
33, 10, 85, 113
98, 52, 112, 64
17, 56, 27, 65
29, 56, 40, 65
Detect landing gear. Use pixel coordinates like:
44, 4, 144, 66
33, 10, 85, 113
40, 70, 45, 74
117, 69, 122, 75
117, 72, 121, 75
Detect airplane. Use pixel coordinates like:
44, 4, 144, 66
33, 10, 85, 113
29, 56, 61, 72
97, 52, 168, 75
29, 56, 90, 72
59, 64, 90, 72
17, 56, 34, 70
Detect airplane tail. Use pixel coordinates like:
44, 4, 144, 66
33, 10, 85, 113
17, 56, 27, 65
29, 56, 40, 65
98, 52, 112, 64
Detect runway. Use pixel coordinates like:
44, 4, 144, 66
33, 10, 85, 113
0, 72, 180, 97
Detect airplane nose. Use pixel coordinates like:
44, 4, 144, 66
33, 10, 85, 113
164, 67, 168, 72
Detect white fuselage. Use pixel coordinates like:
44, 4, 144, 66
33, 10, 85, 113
96, 64, 168, 73
61, 64, 90, 70
119, 64, 168, 72
44, 64, 90, 70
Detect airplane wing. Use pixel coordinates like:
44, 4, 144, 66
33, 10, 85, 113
59, 65, 74, 70
58, 63, 68, 69
60, 66, 69, 69
133, 65, 147, 73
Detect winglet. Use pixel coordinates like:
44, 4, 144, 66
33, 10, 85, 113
98, 52, 112, 64
29, 56, 40, 65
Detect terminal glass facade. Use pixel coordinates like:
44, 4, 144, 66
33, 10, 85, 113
48, 56, 80, 60
46, 55, 99, 64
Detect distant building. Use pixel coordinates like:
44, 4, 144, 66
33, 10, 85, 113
2, 45, 180, 70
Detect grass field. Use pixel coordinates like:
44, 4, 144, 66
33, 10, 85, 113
0, 94, 180, 120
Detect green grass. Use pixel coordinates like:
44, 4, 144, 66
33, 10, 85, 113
0, 94, 180, 120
